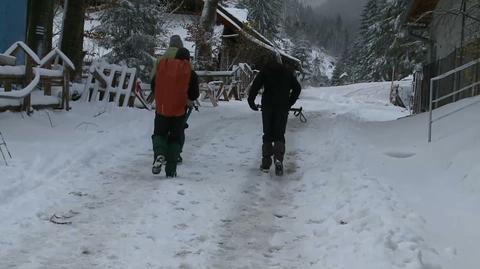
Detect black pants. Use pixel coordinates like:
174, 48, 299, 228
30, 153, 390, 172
154, 113, 185, 144
262, 109, 288, 144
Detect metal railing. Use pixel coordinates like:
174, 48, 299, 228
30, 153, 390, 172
428, 58, 480, 142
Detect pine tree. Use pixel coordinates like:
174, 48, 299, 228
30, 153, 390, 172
238, 0, 283, 39
331, 53, 346, 86
357, 0, 383, 81
342, 0, 426, 83
292, 39, 311, 72
95, 0, 168, 79
383, 0, 426, 80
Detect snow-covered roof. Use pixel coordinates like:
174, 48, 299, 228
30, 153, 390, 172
216, 6, 300, 66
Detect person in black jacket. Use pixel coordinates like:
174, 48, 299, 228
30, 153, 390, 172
248, 53, 302, 176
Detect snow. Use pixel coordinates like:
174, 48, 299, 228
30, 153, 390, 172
1, 81, 479, 268
311, 46, 336, 79
34, 67, 63, 78
0, 90, 61, 107
0, 54, 17, 66
0, 68, 40, 99
224, 7, 249, 23
39, 49, 75, 71
301, 82, 409, 121
82, 12, 111, 61
0, 66, 26, 76
221, 0, 241, 8
53, 10, 112, 62
164, 15, 197, 56
217, 9, 301, 65
4, 42, 41, 65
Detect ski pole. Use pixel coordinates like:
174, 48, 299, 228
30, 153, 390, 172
255, 105, 307, 123
290, 107, 307, 123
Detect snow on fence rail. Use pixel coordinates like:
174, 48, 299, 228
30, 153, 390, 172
0, 41, 74, 111
0, 68, 40, 99
4, 41, 41, 65
195, 63, 256, 106
82, 62, 137, 107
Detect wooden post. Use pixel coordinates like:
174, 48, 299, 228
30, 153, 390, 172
61, 70, 71, 110
5, 81, 12, 92
44, 79, 52, 96
23, 56, 33, 114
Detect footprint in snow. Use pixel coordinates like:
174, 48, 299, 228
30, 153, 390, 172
174, 223, 189, 230
384, 151, 416, 159
177, 190, 186, 196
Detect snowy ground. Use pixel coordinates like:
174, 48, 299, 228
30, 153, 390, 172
1, 82, 479, 268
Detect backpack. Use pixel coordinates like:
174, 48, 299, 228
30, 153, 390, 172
155, 59, 192, 117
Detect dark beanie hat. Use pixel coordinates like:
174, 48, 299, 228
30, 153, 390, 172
169, 35, 184, 48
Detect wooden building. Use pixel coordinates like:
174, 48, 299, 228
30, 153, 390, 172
404, 0, 480, 113
171, 0, 300, 70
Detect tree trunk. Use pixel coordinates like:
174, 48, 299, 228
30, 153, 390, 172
26, 0, 55, 58
197, 0, 220, 70
61, 0, 86, 81
24, 0, 54, 107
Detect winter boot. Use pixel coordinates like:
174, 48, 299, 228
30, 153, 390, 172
152, 135, 168, 175
273, 142, 285, 176
152, 155, 166, 175
274, 159, 284, 176
260, 143, 273, 172
166, 142, 182, 178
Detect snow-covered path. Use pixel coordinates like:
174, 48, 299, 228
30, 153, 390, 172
1, 83, 479, 268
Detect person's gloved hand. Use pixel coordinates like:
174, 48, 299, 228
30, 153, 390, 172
248, 98, 258, 111
288, 99, 297, 110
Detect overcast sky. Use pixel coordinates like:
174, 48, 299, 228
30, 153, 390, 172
301, 0, 327, 6
301, 0, 368, 26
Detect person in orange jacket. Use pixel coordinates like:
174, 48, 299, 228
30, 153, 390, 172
151, 35, 199, 177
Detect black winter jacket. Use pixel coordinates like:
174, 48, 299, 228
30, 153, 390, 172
248, 62, 302, 111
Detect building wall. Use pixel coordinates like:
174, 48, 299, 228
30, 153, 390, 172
0, 0, 28, 53
430, 0, 480, 60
